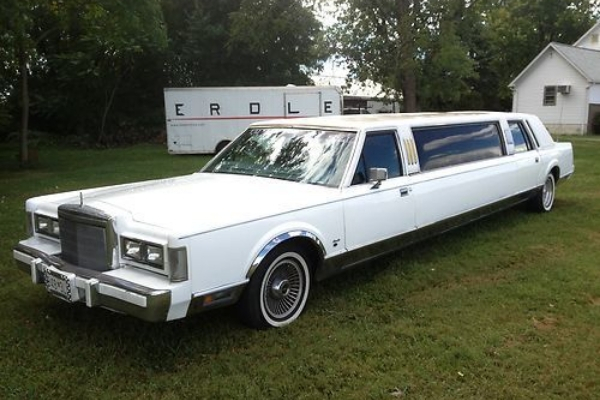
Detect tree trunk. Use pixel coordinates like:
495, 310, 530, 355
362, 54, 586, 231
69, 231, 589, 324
18, 34, 30, 166
396, 0, 419, 112
402, 70, 418, 112
98, 74, 122, 145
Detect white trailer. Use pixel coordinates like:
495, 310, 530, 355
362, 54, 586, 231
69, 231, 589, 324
164, 86, 342, 154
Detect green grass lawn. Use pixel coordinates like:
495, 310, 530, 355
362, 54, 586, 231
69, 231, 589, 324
1, 139, 599, 399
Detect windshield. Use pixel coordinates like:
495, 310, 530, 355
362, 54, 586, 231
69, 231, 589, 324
203, 128, 357, 187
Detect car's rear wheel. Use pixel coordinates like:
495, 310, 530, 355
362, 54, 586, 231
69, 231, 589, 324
531, 172, 556, 212
238, 244, 311, 329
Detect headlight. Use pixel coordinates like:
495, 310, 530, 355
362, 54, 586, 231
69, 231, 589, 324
121, 237, 164, 269
34, 214, 60, 238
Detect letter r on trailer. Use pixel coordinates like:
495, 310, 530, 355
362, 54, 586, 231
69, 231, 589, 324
210, 103, 221, 116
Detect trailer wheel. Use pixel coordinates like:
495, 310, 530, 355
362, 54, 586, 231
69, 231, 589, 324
215, 140, 231, 154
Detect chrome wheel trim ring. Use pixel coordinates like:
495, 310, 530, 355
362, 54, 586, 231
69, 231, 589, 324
259, 252, 309, 327
542, 174, 555, 211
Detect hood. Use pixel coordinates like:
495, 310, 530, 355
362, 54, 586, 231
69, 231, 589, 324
78, 173, 338, 235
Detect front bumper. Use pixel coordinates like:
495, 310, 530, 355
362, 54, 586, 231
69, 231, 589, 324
14, 242, 171, 322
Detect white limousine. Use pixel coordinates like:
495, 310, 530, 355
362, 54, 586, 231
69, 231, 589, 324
14, 112, 574, 328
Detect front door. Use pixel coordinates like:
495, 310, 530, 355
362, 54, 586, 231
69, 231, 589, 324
343, 130, 416, 251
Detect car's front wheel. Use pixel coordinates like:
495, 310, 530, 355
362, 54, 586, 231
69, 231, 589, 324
238, 244, 312, 329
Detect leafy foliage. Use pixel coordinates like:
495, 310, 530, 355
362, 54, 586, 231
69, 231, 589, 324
45, 1, 167, 141
162, 0, 243, 87
331, 0, 598, 110
228, 0, 324, 85
1, 0, 324, 149
479, 0, 598, 107
1, 0, 169, 151
162, 0, 324, 87
1, 0, 598, 150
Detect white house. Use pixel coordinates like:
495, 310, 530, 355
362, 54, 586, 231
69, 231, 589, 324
510, 21, 600, 134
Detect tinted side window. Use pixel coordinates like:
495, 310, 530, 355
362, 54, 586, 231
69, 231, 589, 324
508, 121, 533, 153
525, 120, 540, 148
413, 123, 503, 171
352, 131, 402, 185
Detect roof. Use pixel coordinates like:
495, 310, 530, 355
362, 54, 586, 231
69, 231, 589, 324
552, 43, 600, 82
510, 42, 600, 87
573, 20, 600, 47
250, 111, 523, 131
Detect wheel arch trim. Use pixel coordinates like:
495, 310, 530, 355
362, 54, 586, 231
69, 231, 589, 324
544, 159, 560, 181
246, 231, 326, 279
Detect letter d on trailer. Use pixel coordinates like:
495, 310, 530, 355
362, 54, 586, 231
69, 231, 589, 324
164, 86, 343, 155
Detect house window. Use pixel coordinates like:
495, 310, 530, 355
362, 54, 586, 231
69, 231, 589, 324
543, 86, 557, 106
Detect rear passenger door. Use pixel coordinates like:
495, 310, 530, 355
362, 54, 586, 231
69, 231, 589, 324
507, 119, 542, 192
342, 130, 415, 251
410, 121, 518, 228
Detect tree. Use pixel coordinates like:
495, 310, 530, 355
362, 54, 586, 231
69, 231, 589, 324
228, 0, 325, 85
2, 0, 327, 150
331, 0, 598, 111
417, 0, 478, 110
480, 0, 597, 108
162, 0, 243, 87
330, 0, 413, 109
331, 0, 478, 111
0, 0, 57, 165
162, 0, 325, 87
39, 0, 168, 143
0, 0, 168, 154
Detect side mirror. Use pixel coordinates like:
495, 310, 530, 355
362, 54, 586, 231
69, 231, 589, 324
368, 167, 388, 189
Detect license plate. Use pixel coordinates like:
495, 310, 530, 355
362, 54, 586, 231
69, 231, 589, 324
44, 267, 78, 302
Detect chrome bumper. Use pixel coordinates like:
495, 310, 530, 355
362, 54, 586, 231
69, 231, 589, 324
14, 243, 171, 322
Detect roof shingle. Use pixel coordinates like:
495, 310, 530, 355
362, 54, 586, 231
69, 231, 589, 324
551, 42, 600, 82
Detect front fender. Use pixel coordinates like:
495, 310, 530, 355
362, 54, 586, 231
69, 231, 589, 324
247, 230, 326, 279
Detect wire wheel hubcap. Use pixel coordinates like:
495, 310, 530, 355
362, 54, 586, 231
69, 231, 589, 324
271, 279, 292, 299
262, 255, 306, 321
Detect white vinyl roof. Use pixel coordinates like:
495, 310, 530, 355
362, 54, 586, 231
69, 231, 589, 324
250, 111, 519, 131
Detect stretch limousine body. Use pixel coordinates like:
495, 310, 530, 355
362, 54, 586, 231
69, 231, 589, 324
14, 112, 574, 328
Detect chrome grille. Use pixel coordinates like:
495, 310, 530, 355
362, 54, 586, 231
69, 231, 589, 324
58, 204, 115, 271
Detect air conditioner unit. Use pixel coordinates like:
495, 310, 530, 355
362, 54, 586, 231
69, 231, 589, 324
557, 85, 571, 95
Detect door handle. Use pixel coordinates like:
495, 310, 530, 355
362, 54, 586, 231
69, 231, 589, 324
399, 187, 410, 197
